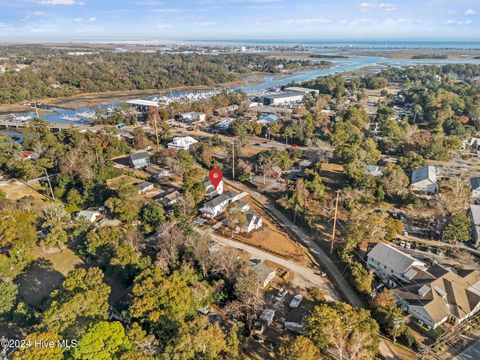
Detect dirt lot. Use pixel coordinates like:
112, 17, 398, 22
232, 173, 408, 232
319, 162, 345, 188
0, 179, 50, 202
225, 195, 312, 266
16, 246, 83, 307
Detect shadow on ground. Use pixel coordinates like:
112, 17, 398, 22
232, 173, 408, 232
15, 258, 64, 307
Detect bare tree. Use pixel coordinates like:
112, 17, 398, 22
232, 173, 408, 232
434, 176, 471, 217
257, 157, 275, 185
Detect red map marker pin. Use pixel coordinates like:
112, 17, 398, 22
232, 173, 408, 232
208, 168, 223, 189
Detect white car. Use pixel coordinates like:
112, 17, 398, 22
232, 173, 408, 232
289, 294, 303, 308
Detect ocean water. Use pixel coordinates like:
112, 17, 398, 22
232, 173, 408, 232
187, 39, 480, 50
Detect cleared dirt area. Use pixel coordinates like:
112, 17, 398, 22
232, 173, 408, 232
0, 179, 50, 202
221, 195, 313, 266
17, 246, 83, 307
319, 162, 345, 188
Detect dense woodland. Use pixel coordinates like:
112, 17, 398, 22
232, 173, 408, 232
0, 47, 316, 104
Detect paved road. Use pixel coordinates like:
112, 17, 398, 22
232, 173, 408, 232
211, 233, 339, 301
456, 341, 480, 360
224, 178, 365, 307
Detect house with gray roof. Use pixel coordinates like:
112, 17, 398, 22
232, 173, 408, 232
411, 165, 437, 194
135, 181, 154, 194
129, 151, 150, 169
470, 205, 480, 248
245, 210, 263, 233
470, 178, 480, 201
367, 242, 427, 287
200, 190, 240, 218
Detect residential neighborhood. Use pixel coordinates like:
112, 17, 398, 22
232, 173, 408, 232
1, 23, 480, 360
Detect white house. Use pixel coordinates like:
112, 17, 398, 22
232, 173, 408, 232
214, 118, 235, 130
470, 178, 480, 201
200, 190, 240, 218
245, 210, 263, 233
76, 210, 100, 223
129, 151, 150, 169
167, 136, 198, 151
411, 165, 437, 194
365, 165, 383, 177
257, 114, 279, 125
177, 112, 206, 124
204, 177, 224, 198
367, 242, 427, 287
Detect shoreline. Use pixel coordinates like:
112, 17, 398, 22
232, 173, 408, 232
0, 65, 332, 114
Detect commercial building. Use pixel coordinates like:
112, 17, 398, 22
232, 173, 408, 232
261, 91, 305, 106
284, 87, 319, 96
126, 99, 159, 112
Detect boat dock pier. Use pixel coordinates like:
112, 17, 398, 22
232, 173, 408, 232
0, 119, 104, 132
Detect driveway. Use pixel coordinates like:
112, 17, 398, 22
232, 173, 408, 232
211, 233, 339, 301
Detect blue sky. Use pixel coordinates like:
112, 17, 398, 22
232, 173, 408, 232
0, 0, 479, 42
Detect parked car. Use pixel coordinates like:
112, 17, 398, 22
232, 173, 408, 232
289, 294, 303, 308
275, 288, 288, 301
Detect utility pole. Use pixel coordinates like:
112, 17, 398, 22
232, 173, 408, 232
330, 190, 340, 254
44, 168, 55, 199
232, 141, 235, 179
153, 110, 160, 149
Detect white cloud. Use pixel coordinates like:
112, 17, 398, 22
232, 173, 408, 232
156, 22, 172, 29
359, 2, 396, 12
285, 18, 331, 25
73, 17, 96, 23
349, 18, 372, 26
465, 9, 477, 16
194, 21, 216, 27
382, 18, 422, 26
445, 19, 472, 25
153, 8, 187, 13
39, 0, 77, 5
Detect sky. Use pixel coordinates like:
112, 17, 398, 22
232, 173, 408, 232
0, 0, 479, 42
